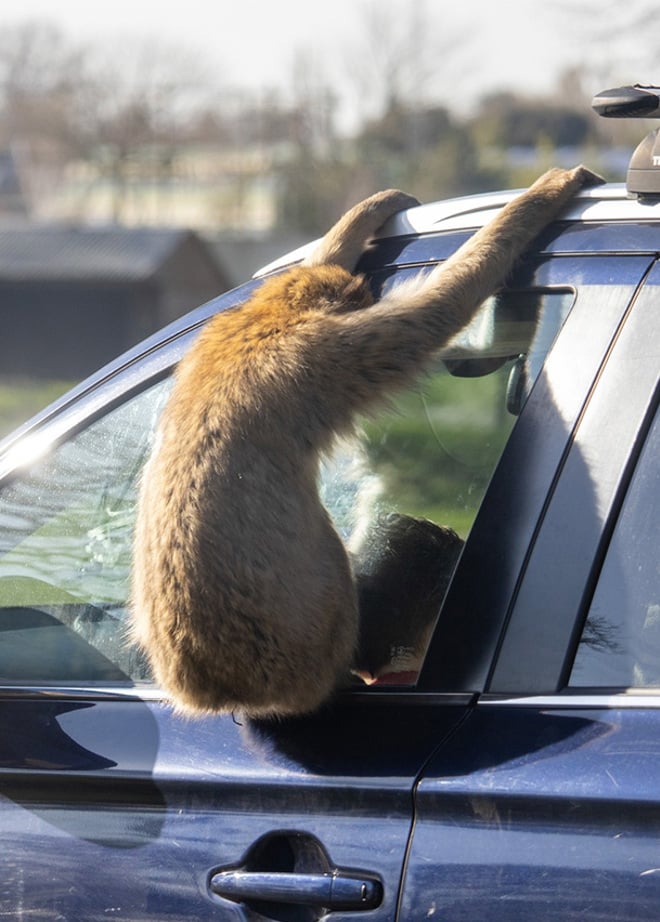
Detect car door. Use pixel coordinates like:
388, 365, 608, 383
402, 258, 660, 921
0, 279, 471, 921
0, 245, 650, 921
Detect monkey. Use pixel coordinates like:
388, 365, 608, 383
131, 165, 603, 719
351, 513, 464, 685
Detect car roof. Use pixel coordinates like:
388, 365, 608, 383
254, 182, 660, 277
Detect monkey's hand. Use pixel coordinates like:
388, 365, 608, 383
572, 165, 607, 187
527, 164, 606, 199
305, 189, 421, 272
352, 188, 422, 216
473, 163, 607, 263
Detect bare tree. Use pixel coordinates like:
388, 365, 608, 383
78, 36, 218, 221
343, 0, 465, 124
0, 22, 221, 221
0, 21, 89, 209
550, 0, 660, 89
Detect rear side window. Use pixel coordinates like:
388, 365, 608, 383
570, 406, 660, 688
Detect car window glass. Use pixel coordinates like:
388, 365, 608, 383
570, 406, 660, 689
0, 285, 574, 692
0, 378, 172, 685
323, 285, 574, 538
320, 283, 575, 684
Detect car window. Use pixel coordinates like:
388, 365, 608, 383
570, 405, 660, 689
320, 283, 575, 684
322, 286, 575, 539
0, 285, 574, 691
0, 378, 172, 685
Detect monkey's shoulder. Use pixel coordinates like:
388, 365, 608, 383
235, 264, 373, 324
183, 264, 373, 371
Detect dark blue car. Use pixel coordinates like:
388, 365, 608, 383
1, 88, 659, 920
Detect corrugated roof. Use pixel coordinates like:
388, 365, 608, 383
0, 224, 193, 282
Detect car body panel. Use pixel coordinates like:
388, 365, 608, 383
0, 693, 470, 919
402, 701, 660, 921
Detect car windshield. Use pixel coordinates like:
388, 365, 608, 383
0, 380, 172, 684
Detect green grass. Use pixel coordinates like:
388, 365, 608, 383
358, 366, 516, 538
0, 378, 74, 440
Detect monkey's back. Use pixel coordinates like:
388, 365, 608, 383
132, 267, 366, 716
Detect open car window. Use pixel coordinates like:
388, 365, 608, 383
323, 286, 574, 536
321, 283, 576, 685
0, 283, 574, 691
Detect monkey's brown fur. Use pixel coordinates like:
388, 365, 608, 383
131, 167, 602, 718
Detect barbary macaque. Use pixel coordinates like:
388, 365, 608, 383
131, 166, 602, 718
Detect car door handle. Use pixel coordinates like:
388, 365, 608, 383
209, 870, 382, 911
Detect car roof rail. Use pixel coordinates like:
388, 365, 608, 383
592, 84, 660, 201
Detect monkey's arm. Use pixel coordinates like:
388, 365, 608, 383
303, 189, 420, 272
321, 166, 603, 408
399, 166, 603, 333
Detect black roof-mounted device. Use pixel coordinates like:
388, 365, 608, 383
592, 84, 660, 200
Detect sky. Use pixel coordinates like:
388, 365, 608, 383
2, 0, 621, 127
0, 0, 604, 99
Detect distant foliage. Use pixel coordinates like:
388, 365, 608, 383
0, 17, 631, 236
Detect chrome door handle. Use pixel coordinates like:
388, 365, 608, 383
209, 870, 382, 911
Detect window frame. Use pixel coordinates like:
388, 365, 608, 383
486, 257, 660, 697
568, 404, 660, 689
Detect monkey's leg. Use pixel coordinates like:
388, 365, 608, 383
303, 189, 420, 272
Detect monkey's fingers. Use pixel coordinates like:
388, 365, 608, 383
571, 165, 607, 187
530, 166, 605, 197
359, 189, 422, 215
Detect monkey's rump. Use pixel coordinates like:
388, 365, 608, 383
131, 371, 359, 718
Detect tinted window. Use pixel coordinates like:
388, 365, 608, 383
570, 406, 660, 688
